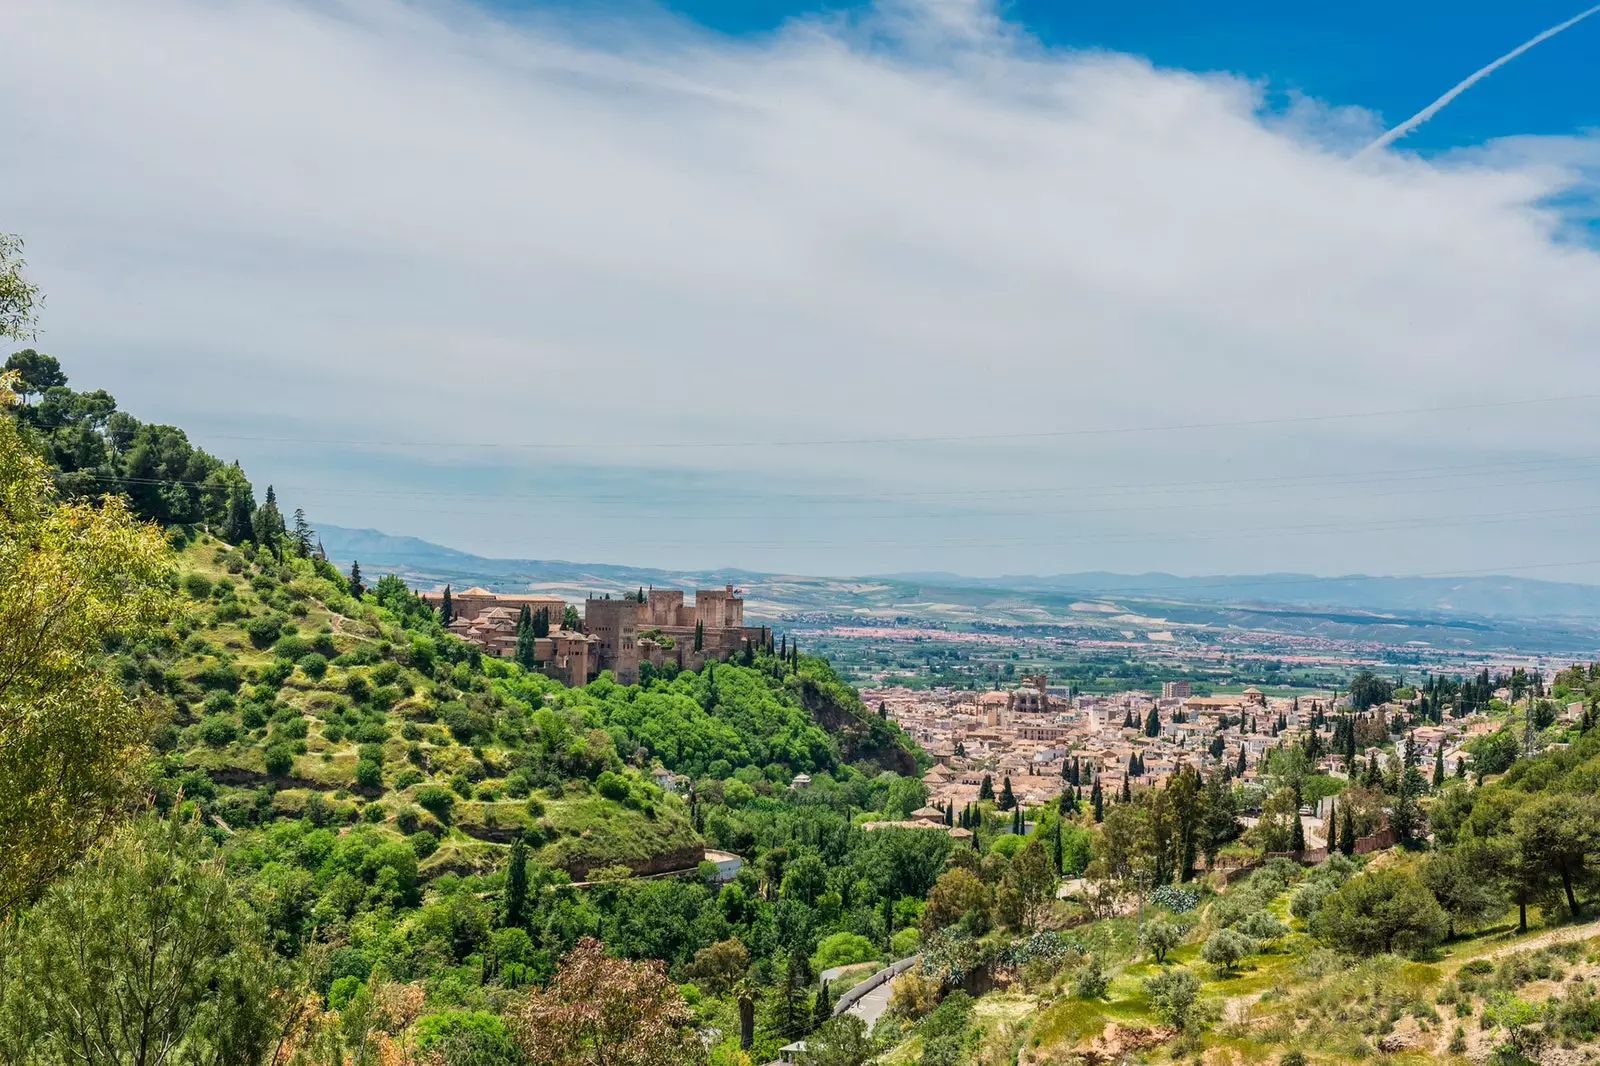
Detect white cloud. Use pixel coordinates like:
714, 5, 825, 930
2, 0, 1599, 576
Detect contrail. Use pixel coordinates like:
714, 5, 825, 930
1359, 2, 1600, 157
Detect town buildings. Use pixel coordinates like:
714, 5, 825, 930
420, 584, 771, 686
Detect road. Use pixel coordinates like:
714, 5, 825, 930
845, 975, 895, 1029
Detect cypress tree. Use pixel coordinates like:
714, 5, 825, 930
505, 836, 529, 927
1325, 802, 1338, 853
224, 483, 255, 544
999, 776, 1015, 810
347, 560, 364, 599
440, 584, 453, 624
1119, 777, 1131, 803
1432, 745, 1445, 788
1091, 780, 1103, 822
1144, 705, 1160, 737
1340, 805, 1356, 856
1053, 818, 1064, 873
1290, 812, 1305, 853
694, 620, 704, 651
1236, 747, 1247, 776
813, 980, 832, 1028
979, 774, 995, 802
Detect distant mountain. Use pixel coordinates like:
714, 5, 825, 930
875, 570, 1600, 621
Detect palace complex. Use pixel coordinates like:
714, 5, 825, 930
419, 584, 770, 686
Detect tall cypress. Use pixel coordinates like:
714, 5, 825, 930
1091, 780, 1103, 822
440, 584, 453, 624
505, 836, 529, 927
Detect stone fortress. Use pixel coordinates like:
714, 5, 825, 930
419, 584, 771, 687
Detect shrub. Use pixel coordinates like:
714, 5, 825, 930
182, 572, 213, 599
417, 785, 455, 819
395, 769, 424, 790
201, 689, 236, 715
354, 760, 383, 790
396, 806, 422, 834
240, 704, 266, 729
322, 723, 345, 743
196, 716, 237, 747
245, 614, 288, 650
1072, 954, 1110, 1000
1144, 967, 1202, 1030
273, 635, 311, 660
595, 771, 629, 802
192, 662, 242, 692
362, 803, 385, 823
1151, 884, 1200, 913
264, 745, 294, 776
297, 653, 328, 679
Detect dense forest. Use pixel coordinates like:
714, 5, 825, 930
6, 239, 1600, 1066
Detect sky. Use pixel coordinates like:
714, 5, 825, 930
3, 0, 1600, 580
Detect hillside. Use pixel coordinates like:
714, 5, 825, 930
148, 534, 919, 880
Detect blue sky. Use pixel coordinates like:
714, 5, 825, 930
503, 0, 1600, 152
3, 0, 1600, 580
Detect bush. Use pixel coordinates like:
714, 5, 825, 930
1144, 967, 1201, 1030
409, 832, 439, 859
354, 760, 383, 790
272, 635, 311, 661
182, 572, 213, 599
396, 806, 422, 834
1072, 954, 1110, 1000
297, 653, 328, 680
196, 716, 237, 747
417, 785, 455, 819
192, 662, 242, 692
201, 689, 236, 715
1144, 918, 1183, 963
245, 614, 288, 650
264, 745, 294, 776
1151, 884, 1200, 913
395, 769, 424, 790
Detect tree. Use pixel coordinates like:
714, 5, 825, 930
505, 937, 704, 1066
1201, 928, 1253, 974
505, 836, 529, 928
440, 583, 454, 624
532, 606, 550, 638
1143, 967, 1201, 1031
797, 1015, 872, 1066
1145, 918, 1182, 964
0, 234, 41, 343
998, 776, 1016, 811
563, 605, 580, 631
1419, 847, 1503, 939
693, 620, 703, 651
1432, 745, 1446, 788
1144, 705, 1160, 737
922, 867, 989, 937
1510, 792, 1600, 919
3, 350, 65, 400
0, 814, 302, 1066
0, 411, 175, 914
1349, 670, 1395, 712
224, 483, 255, 544
1003, 838, 1058, 932
1340, 804, 1357, 856
291, 508, 313, 558
252, 485, 285, 555
684, 938, 748, 997
978, 774, 995, 802
347, 560, 365, 599
1313, 868, 1449, 955
811, 979, 833, 1031
1091, 779, 1104, 822
515, 605, 537, 669
1290, 811, 1306, 853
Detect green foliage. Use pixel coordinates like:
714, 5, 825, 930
1143, 966, 1202, 1030
1313, 867, 1449, 956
